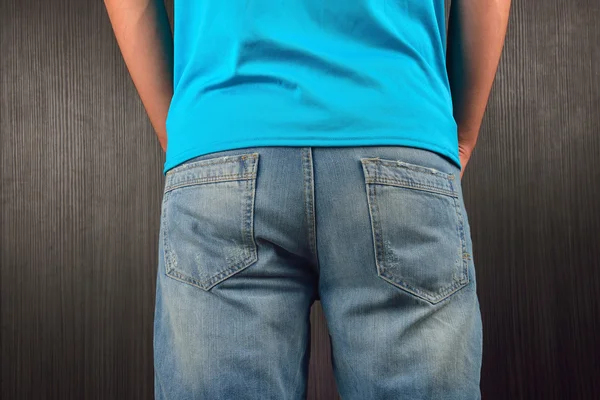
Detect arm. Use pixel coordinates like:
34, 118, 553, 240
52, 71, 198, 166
446, 0, 512, 178
103, 0, 173, 153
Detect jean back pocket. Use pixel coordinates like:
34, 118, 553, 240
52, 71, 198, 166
161, 152, 259, 291
360, 157, 470, 304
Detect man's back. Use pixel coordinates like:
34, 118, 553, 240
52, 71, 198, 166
164, 0, 459, 175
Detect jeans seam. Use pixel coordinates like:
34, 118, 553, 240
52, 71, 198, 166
302, 147, 320, 274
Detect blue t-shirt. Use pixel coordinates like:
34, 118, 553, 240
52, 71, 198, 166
164, 0, 459, 175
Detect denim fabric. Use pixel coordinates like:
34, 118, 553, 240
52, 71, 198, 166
154, 146, 482, 399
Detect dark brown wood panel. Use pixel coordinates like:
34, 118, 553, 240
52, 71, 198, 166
463, 1, 600, 399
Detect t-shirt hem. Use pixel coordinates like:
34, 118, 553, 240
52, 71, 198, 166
163, 136, 461, 176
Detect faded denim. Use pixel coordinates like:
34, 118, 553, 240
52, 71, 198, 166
154, 146, 483, 400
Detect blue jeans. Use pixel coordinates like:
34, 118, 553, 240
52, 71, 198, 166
154, 146, 483, 399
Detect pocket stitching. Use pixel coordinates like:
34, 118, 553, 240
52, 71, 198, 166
365, 176, 458, 198
363, 159, 469, 304
161, 153, 259, 291
362, 157, 456, 180
165, 172, 257, 194
165, 153, 258, 177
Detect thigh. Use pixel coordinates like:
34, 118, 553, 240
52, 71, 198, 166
153, 147, 318, 400
315, 145, 483, 400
